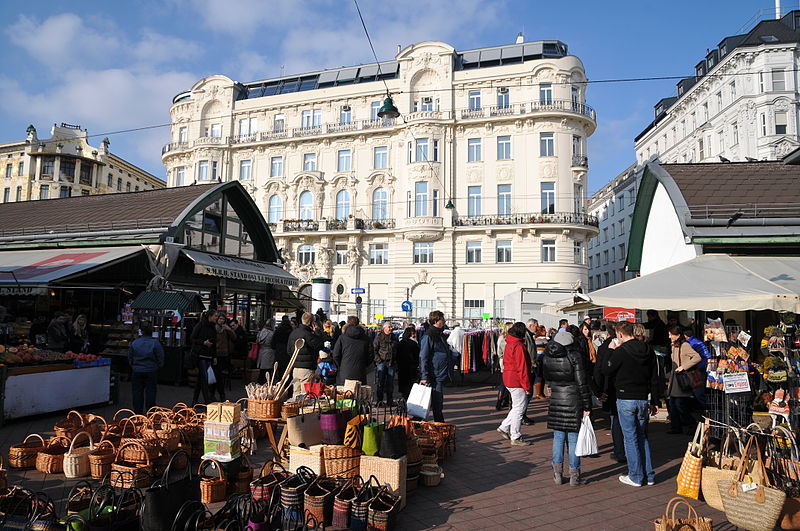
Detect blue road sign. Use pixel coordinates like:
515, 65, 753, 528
401, 301, 413, 312
351, 288, 365, 294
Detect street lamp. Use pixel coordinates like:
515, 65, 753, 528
377, 96, 400, 119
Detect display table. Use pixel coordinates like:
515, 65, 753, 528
2, 364, 111, 423
260, 418, 287, 464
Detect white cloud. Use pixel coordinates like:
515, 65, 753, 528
232, 51, 274, 82
184, 0, 309, 36
132, 30, 202, 66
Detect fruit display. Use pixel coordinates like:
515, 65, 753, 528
65, 351, 104, 363
0, 344, 71, 365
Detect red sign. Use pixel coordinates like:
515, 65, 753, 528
603, 307, 637, 322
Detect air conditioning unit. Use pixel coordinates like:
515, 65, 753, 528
498, 87, 509, 94
342, 105, 351, 112
422, 97, 433, 104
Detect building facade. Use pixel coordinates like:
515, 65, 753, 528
162, 39, 598, 321
0, 123, 164, 204
635, 10, 800, 164
586, 164, 638, 291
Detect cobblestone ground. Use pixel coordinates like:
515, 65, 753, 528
0, 378, 736, 530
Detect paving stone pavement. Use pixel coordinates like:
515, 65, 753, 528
0, 378, 739, 530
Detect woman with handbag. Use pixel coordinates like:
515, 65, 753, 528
496, 322, 533, 446
396, 326, 420, 400
213, 314, 237, 401
666, 325, 701, 434
256, 319, 276, 385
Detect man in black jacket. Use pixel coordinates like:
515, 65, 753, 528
604, 321, 661, 488
288, 312, 323, 397
373, 321, 398, 403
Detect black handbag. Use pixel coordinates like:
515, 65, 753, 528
378, 403, 407, 459
141, 450, 200, 531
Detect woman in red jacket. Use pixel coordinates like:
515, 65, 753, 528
496, 322, 533, 446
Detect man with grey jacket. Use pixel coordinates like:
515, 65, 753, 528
129, 321, 165, 414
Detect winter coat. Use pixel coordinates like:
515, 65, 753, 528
496, 334, 508, 371
215, 326, 236, 357
667, 341, 701, 398
603, 338, 661, 405
271, 323, 292, 365
397, 337, 420, 381
256, 328, 276, 370
333, 325, 371, 384
419, 326, 450, 383
593, 337, 618, 414
190, 320, 217, 360
47, 319, 69, 351
373, 331, 398, 365
502, 335, 532, 392
543, 340, 591, 433
128, 336, 165, 373
288, 324, 323, 370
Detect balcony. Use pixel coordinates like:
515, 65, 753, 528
459, 99, 596, 123
260, 130, 289, 141
282, 220, 319, 232
454, 212, 599, 228
402, 216, 444, 241
405, 110, 450, 121
193, 136, 225, 147
571, 155, 588, 168
363, 218, 395, 230
161, 142, 189, 155
230, 134, 258, 144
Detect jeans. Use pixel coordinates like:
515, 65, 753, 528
616, 399, 655, 485
668, 397, 693, 431
610, 414, 626, 459
552, 430, 580, 469
429, 352, 450, 422
499, 387, 529, 440
131, 371, 158, 414
375, 363, 396, 403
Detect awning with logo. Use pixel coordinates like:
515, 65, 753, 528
180, 248, 297, 287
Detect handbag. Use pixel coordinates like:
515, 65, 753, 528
386, 399, 413, 438
140, 450, 200, 531
676, 422, 704, 499
719, 434, 787, 531
287, 399, 323, 448
248, 342, 260, 360
366, 488, 401, 531
362, 407, 385, 457
332, 476, 362, 529
653, 496, 712, 531
701, 427, 742, 511
350, 476, 382, 531
379, 403, 407, 459
675, 370, 694, 393
304, 375, 326, 397
344, 401, 369, 450
251, 460, 289, 501
765, 426, 800, 530
280, 466, 316, 526
407, 383, 431, 419
319, 395, 349, 445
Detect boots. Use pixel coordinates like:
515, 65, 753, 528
569, 467, 586, 486
552, 463, 562, 485
534, 382, 547, 400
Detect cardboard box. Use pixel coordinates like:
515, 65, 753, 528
206, 402, 223, 422
203, 436, 241, 457
204, 420, 239, 440
220, 401, 241, 423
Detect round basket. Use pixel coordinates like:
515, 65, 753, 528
9, 433, 46, 469
35, 437, 70, 475
119, 417, 162, 463
64, 431, 96, 479
322, 445, 361, 478
248, 398, 283, 420
111, 441, 153, 489
54, 410, 86, 440
199, 458, 227, 504
282, 401, 301, 420
407, 460, 422, 479
420, 464, 443, 487
421, 453, 438, 466
88, 440, 116, 480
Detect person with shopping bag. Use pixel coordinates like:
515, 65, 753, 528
419, 310, 450, 422
543, 330, 592, 486
496, 322, 534, 446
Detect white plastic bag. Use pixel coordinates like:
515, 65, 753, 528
407, 383, 432, 419
576, 416, 598, 456
207, 365, 217, 385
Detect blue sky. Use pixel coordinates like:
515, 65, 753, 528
0, 0, 793, 193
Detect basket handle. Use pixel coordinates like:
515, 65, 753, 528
666, 496, 700, 523
66, 479, 94, 506
112, 408, 136, 422
22, 433, 46, 446
69, 431, 94, 452
96, 439, 116, 453
66, 410, 85, 425
171, 402, 190, 413
48, 436, 71, 448
116, 440, 153, 466
198, 458, 224, 480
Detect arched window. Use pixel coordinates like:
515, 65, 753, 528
335, 189, 351, 220
267, 194, 282, 224
372, 187, 387, 220
299, 191, 313, 220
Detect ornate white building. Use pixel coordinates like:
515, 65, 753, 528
635, 10, 800, 164
162, 39, 598, 321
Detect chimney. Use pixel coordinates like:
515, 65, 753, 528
396, 44, 401, 54
776, 0, 781, 19
515, 32, 524, 44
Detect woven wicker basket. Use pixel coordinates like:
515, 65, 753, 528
282, 401, 302, 420
88, 440, 116, 480
420, 464, 442, 486
323, 445, 361, 478
199, 458, 227, 503
8, 433, 46, 469
35, 436, 70, 474
248, 398, 283, 420
54, 410, 86, 440
64, 431, 96, 479
111, 441, 153, 489
289, 445, 325, 475
421, 453, 438, 466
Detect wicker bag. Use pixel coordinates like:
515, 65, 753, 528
88, 440, 116, 480
64, 431, 96, 479
35, 436, 69, 474
304, 475, 342, 526
367, 487, 401, 531
653, 497, 712, 531
323, 445, 361, 478
8, 433, 46, 469
199, 458, 227, 504
232, 455, 255, 495
119, 417, 162, 464
350, 476, 383, 531
701, 428, 742, 511
332, 475, 363, 529
282, 400, 302, 421
111, 441, 153, 489
280, 465, 316, 525
676, 422, 705, 499
250, 460, 289, 501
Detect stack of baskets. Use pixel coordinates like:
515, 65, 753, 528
405, 438, 423, 493
322, 445, 361, 479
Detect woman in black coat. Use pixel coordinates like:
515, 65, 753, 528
396, 326, 420, 399
593, 326, 625, 461
333, 316, 372, 385
543, 330, 592, 486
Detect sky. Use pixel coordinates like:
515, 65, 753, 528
0, 0, 794, 193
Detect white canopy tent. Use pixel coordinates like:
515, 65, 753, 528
564, 254, 800, 313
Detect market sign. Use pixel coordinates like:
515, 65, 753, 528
603, 307, 637, 322
723, 372, 751, 394
0, 287, 47, 296
182, 248, 298, 286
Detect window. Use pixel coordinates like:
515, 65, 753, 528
60, 185, 71, 198
176, 167, 185, 186
125, 182, 131, 192
541, 239, 556, 262
772, 69, 785, 91
496, 240, 512, 263
313, 111, 323, 128
198, 160, 209, 180
2, 188, 8, 203
716, 91, 723, 111
238, 117, 257, 137
497, 136, 511, 160
539, 83, 553, 105
116, 178, 122, 191
335, 190, 351, 220
299, 191, 313, 220
420, 98, 434, 111
39, 184, 49, 200
610, 224, 615, 239
776, 111, 788, 134
412, 299, 435, 319
433, 139, 440, 162
619, 243, 626, 262
433, 189, 440, 217
497, 88, 509, 109
571, 86, 580, 109
107, 174, 113, 187
273, 114, 285, 132
761, 113, 767, 136
298, 245, 315, 265
468, 90, 481, 110
301, 110, 312, 129
335, 245, 348, 265
701, 102, 708, 123
370, 102, 381, 121
732, 122, 739, 145
60, 159, 75, 181
540, 182, 555, 214
415, 139, 429, 162
414, 181, 428, 216
4, 164, 11, 178
413, 242, 434, 264
211, 161, 218, 181
268, 194, 282, 224
303, 153, 316, 171
497, 184, 511, 216
603, 250, 609, 264
467, 138, 482, 162
239, 159, 252, 180
42, 157, 54, 176
340, 106, 352, 125
466, 242, 482, 263
463, 299, 485, 319
373, 146, 388, 169
494, 300, 505, 319
540, 132, 554, 156
729, 81, 736, 100
604, 272, 609, 286
372, 188, 387, 220
467, 186, 481, 217
369, 243, 388, 265
15, 186, 21, 201
618, 219, 625, 235
574, 184, 583, 214
178, 126, 187, 144
572, 135, 583, 157
698, 138, 705, 160
573, 241, 583, 264
759, 72, 766, 93
716, 129, 725, 153
337, 150, 351, 172
270, 156, 283, 177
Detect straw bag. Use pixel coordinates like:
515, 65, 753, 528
304, 475, 343, 526
653, 497, 712, 531
35, 436, 69, 474
280, 465, 316, 525
64, 431, 96, 479
701, 428, 742, 511
198, 459, 226, 504
719, 434, 787, 531
676, 422, 704, 499
287, 400, 323, 448
320, 395, 350, 445
323, 445, 361, 478
765, 426, 800, 530
111, 441, 154, 489
251, 460, 289, 501
332, 475, 363, 529
8, 433, 46, 469
350, 476, 383, 531
367, 487, 401, 531
88, 440, 116, 480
